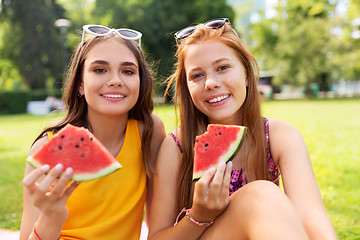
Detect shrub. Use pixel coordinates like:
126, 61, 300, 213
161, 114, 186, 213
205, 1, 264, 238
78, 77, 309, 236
0, 90, 30, 114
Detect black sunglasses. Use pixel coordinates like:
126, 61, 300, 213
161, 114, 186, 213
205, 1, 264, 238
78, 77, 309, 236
174, 18, 230, 39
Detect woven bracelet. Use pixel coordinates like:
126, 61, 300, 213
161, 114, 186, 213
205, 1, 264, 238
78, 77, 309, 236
174, 208, 214, 228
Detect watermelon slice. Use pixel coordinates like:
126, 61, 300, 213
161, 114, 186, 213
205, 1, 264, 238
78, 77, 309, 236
27, 124, 121, 181
193, 124, 247, 180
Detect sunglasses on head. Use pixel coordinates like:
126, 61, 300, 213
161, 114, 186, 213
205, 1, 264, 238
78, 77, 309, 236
82, 25, 142, 47
174, 18, 230, 39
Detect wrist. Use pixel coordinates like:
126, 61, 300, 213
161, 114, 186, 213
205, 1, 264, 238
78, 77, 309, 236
188, 208, 214, 223
174, 208, 214, 228
28, 227, 61, 240
35, 215, 64, 240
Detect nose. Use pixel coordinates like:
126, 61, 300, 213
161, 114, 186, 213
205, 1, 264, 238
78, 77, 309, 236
205, 76, 220, 90
107, 73, 123, 87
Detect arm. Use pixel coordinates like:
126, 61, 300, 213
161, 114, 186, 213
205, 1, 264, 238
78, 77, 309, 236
148, 133, 232, 240
19, 136, 79, 240
145, 113, 166, 225
269, 119, 337, 240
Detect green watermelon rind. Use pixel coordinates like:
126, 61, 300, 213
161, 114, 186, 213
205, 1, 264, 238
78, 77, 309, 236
26, 156, 121, 182
192, 126, 247, 180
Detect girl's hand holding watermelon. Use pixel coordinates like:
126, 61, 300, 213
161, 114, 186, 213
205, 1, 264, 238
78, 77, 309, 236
22, 163, 80, 239
190, 161, 232, 223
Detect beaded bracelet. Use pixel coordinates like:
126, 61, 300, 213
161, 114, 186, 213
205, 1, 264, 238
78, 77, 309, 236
174, 208, 214, 228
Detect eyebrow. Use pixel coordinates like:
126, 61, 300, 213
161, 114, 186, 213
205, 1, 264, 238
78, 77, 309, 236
89, 60, 138, 68
212, 58, 229, 65
188, 57, 230, 72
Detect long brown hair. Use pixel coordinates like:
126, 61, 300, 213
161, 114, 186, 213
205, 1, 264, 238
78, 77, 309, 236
34, 34, 155, 176
166, 23, 273, 212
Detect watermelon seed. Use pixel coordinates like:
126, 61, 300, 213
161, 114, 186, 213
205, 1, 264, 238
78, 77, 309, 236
61, 135, 64, 138
90, 137, 93, 141
81, 153, 85, 158
205, 143, 209, 147
75, 145, 79, 148
80, 137, 84, 141
58, 146, 62, 150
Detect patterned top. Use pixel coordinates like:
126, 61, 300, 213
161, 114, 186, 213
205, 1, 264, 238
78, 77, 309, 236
169, 118, 280, 196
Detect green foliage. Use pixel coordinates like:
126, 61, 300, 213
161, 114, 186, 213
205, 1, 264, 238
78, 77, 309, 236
0, 91, 30, 114
0, 0, 66, 90
247, 0, 359, 95
29, 89, 63, 101
0, 58, 23, 90
0, 89, 62, 114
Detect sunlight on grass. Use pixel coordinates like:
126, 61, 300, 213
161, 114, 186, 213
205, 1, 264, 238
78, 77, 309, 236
262, 99, 360, 239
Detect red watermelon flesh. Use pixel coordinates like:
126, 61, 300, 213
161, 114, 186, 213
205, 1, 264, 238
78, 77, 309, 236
193, 124, 247, 180
27, 124, 121, 181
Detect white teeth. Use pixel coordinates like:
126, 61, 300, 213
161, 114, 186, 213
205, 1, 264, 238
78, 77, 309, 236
102, 94, 125, 99
208, 95, 229, 103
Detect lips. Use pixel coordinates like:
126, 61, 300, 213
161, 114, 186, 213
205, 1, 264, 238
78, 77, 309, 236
207, 94, 230, 103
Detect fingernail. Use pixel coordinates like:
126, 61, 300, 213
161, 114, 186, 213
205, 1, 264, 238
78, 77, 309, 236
65, 167, 73, 176
54, 163, 63, 172
209, 167, 216, 174
227, 161, 233, 168
41, 164, 50, 171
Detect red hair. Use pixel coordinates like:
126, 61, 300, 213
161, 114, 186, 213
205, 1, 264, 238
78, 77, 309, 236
166, 24, 274, 212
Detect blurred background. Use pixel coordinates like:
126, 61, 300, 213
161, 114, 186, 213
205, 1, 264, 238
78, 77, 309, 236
0, 1, 359, 238
0, 0, 359, 114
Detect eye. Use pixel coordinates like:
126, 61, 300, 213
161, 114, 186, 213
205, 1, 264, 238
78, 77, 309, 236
190, 73, 204, 80
93, 67, 106, 73
218, 65, 229, 71
122, 69, 135, 75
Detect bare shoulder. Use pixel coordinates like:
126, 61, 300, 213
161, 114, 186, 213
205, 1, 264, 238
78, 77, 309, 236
137, 113, 165, 140
268, 118, 299, 133
268, 118, 304, 142
151, 112, 166, 135
136, 113, 166, 162
154, 130, 182, 173
267, 118, 307, 164
151, 113, 166, 142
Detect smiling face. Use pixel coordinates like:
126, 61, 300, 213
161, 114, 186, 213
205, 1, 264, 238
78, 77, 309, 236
184, 40, 247, 124
80, 39, 140, 117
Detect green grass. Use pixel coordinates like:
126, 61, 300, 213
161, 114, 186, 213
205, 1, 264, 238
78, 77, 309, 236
1, 99, 359, 239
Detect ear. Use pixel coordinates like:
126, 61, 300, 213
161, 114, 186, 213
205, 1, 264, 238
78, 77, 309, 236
78, 82, 84, 95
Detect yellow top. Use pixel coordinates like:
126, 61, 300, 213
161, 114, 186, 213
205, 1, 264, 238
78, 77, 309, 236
49, 119, 146, 240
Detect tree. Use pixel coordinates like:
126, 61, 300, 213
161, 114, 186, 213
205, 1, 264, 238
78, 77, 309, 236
0, 0, 66, 90
248, 0, 349, 96
341, 0, 360, 81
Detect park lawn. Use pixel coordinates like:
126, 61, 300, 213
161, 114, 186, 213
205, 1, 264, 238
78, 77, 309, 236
0, 99, 359, 239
